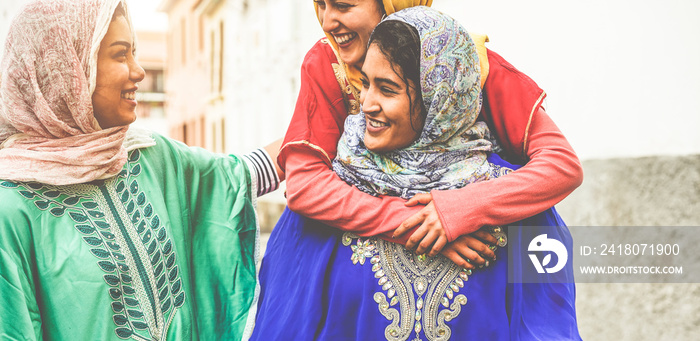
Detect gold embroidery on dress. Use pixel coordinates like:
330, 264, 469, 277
342, 220, 507, 340
343, 233, 477, 341
322, 38, 361, 116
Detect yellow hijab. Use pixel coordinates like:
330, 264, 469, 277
313, 0, 489, 91
381, 0, 433, 15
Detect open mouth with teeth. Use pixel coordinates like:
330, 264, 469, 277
121, 91, 136, 101
334, 32, 357, 46
367, 117, 389, 129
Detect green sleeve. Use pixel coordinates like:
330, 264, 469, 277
0, 245, 41, 340
139, 135, 259, 340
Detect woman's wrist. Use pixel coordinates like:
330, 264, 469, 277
242, 148, 281, 197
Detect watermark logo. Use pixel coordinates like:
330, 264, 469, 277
528, 234, 568, 274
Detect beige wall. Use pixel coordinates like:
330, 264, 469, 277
137, 30, 167, 69
160, 0, 209, 148
132, 29, 168, 137
159, 0, 320, 158
557, 155, 700, 340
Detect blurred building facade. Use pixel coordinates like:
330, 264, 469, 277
158, 0, 209, 148
132, 30, 168, 136
158, 0, 318, 155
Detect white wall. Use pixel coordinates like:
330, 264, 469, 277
222, 0, 320, 157
0, 0, 31, 54
432, 0, 700, 160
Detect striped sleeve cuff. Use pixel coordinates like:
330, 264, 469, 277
242, 148, 280, 197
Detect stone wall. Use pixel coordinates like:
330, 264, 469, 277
556, 155, 700, 340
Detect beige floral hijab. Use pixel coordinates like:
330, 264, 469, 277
0, 0, 152, 186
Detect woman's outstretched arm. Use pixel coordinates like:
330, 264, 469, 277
241, 139, 284, 197
262, 138, 284, 182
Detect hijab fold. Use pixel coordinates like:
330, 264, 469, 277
0, 0, 150, 186
333, 7, 495, 199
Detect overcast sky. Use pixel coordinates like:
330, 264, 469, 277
128, 0, 168, 31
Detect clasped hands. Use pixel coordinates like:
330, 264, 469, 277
393, 193, 496, 270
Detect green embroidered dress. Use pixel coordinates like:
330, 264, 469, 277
0, 134, 260, 340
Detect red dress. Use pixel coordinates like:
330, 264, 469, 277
279, 38, 583, 241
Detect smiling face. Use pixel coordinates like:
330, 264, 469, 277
360, 43, 423, 153
315, 0, 384, 68
92, 12, 144, 129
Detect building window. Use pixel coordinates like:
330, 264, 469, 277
199, 115, 206, 148
167, 31, 174, 73
212, 121, 218, 152
181, 17, 186, 66
210, 30, 215, 93
220, 117, 226, 152
218, 20, 224, 93
199, 15, 204, 52
143, 69, 164, 93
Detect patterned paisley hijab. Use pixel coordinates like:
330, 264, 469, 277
333, 7, 494, 199
0, 0, 152, 186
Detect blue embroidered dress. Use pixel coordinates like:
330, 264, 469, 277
252, 7, 580, 341
0, 133, 261, 340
